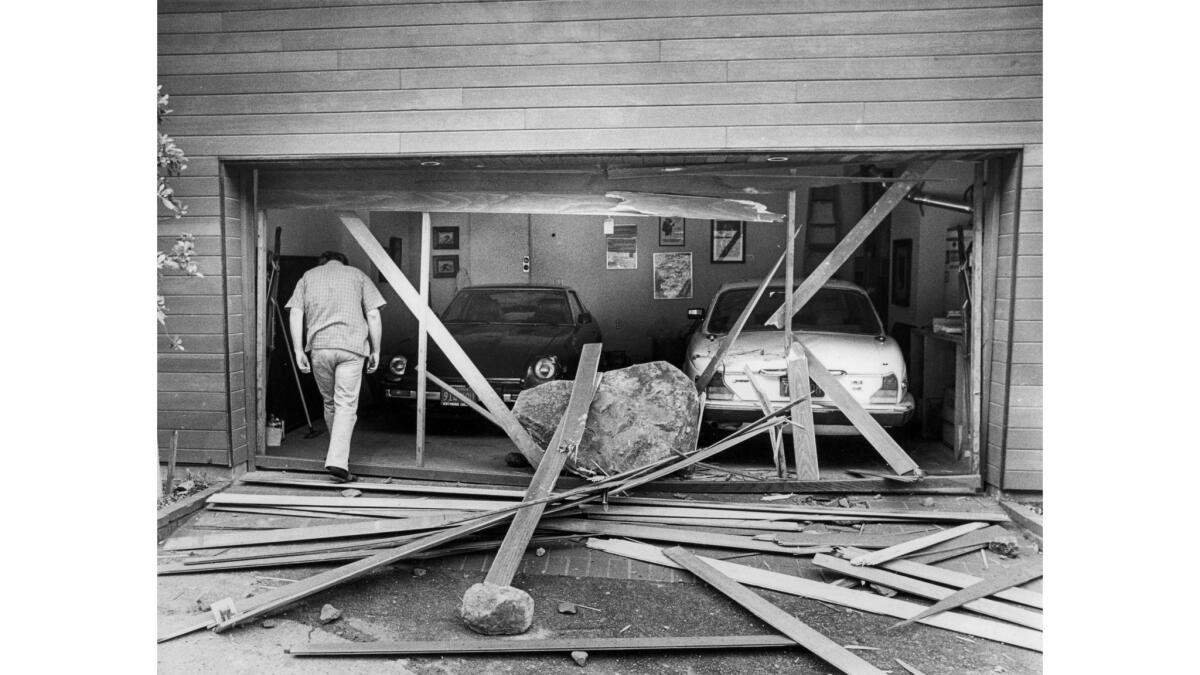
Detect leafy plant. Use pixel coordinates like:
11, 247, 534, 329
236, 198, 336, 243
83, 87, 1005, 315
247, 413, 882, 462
157, 86, 203, 351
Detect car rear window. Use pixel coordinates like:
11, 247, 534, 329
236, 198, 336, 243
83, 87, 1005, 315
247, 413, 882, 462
707, 287, 883, 335
443, 289, 572, 325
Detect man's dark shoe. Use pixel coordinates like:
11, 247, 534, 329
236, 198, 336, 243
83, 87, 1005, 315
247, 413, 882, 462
326, 466, 357, 483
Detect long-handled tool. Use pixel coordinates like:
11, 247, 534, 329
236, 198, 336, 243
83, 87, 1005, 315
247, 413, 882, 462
268, 226, 323, 440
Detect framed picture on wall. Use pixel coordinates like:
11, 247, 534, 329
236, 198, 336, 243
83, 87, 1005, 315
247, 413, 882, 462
891, 238, 912, 307
432, 226, 459, 250
378, 237, 402, 284
653, 252, 692, 300
710, 220, 745, 263
433, 255, 459, 278
658, 217, 685, 246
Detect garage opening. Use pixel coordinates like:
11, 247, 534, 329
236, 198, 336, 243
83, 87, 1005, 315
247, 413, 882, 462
238, 151, 1013, 493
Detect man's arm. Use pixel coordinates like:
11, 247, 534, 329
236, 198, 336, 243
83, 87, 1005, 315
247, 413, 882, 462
365, 308, 382, 373
289, 307, 310, 373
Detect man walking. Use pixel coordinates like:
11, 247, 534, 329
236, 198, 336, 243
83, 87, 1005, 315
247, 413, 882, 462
286, 250, 385, 482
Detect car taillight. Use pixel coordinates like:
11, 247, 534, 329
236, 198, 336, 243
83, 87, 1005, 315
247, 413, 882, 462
706, 370, 735, 401
870, 372, 899, 403
388, 356, 408, 377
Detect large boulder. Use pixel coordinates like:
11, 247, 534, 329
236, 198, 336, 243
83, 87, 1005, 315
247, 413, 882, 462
460, 582, 534, 635
512, 361, 700, 476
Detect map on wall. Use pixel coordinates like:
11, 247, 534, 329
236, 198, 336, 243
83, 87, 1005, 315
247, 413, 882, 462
653, 252, 693, 299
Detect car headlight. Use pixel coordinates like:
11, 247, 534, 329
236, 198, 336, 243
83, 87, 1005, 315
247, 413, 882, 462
388, 356, 408, 377
528, 356, 560, 383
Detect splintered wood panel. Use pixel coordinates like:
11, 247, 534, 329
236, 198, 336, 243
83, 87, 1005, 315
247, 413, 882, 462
171, 90, 461, 116
403, 62, 727, 89
728, 53, 1042, 82
663, 30, 1042, 61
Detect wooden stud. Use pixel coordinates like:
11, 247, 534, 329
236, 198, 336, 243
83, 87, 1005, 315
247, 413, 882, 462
205, 492, 522, 512
589, 538, 1041, 652
337, 212, 543, 460
743, 364, 786, 478
889, 559, 1043, 629
787, 343, 820, 480
814, 553, 1042, 630
802, 345, 920, 476
287, 634, 800, 657
542, 518, 830, 556
163, 430, 179, 495
483, 343, 602, 587
416, 212, 432, 466
663, 547, 886, 675
766, 161, 934, 327
849, 522, 988, 566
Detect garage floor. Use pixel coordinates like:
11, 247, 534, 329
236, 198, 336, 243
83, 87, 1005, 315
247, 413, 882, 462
264, 404, 973, 482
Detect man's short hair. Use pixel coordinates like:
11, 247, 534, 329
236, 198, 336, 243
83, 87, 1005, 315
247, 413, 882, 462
318, 251, 348, 265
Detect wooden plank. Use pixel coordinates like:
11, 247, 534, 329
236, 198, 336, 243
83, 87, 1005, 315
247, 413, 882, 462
787, 343, 820, 480
695, 231, 795, 390
237, 473, 524, 499
589, 539, 1041, 652
207, 493, 520, 512
998, 501, 1042, 537
338, 212, 542, 460
415, 212, 431, 466
802, 346, 921, 476
814, 553, 1041, 630
743, 363, 786, 478
610, 497, 1008, 523
849, 522, 988, 566
586, 515, 805, 533
425, 371, 500, 425
163, 513, 469, 551
768, 161, 932, 327
288, 634, 800, 657
664, 547, 885, 675
543, 518, 829, 556
851, 551, 1043, 610
484, 344, 602, 586
890, 559, 1043, 629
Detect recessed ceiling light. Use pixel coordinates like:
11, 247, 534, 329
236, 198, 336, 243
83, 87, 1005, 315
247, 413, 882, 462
766, 156, 789, 162
663, 166, 685, 172
420, 161, 442, 167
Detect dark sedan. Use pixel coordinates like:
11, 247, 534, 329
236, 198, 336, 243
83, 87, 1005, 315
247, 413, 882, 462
379, 285, 602, 410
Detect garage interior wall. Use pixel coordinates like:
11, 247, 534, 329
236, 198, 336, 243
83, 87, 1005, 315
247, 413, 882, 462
157, 0, 1043, 490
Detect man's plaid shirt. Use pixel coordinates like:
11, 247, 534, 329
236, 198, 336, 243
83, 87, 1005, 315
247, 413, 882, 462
285, 261, 386, 357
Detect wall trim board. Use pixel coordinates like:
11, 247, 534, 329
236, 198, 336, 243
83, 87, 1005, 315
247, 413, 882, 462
996, 151, 1024, 489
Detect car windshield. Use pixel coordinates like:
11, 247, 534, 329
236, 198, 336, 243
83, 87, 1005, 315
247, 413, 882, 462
443, 289, 572, 325
706, 287, 883, 335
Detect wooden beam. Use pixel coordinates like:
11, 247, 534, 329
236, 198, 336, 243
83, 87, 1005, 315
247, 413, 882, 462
849, 522, 988, 566
802, 345, 921, 476
586, 515, 805, 532
853, 552, 1041, 609
416, 212, 432, 466
237, 473, 525, 499
766, 161, 934, 327
788, 343, 820, 480
542, 518, 830, 556
425, 370, 500, 426
205, 493, 521, 512
695, 235, 792, 391
287, 634, 801, 657
164, 512, 470, 551
890, 559, 1043, 629
337, 211, 543, 459
664, 547, 885, 675
611, 497, 1008, 523
484, 343, 602, 587
814, 553, 1042, 630
998, 501, 1043, 538
743, 364, 786, 478
588, 538, 1042, 652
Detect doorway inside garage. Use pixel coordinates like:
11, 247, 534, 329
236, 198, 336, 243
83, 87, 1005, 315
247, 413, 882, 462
238, 151, 1015, 493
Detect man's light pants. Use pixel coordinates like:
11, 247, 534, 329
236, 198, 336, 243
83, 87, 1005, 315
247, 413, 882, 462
310, 349, 364, 472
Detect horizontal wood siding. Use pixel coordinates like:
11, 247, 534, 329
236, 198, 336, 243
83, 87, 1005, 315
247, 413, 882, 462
159, 0, 1043, 482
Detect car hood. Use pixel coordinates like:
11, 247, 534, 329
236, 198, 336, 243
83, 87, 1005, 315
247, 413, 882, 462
690, 329, 903, 376
427, 323, 573, 380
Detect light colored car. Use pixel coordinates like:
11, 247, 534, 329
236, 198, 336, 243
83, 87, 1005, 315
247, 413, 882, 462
683, 279, 914, 435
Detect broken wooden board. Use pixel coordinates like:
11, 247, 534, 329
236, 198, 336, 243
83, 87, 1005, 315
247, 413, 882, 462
611, 497, 1009, 523
802, 345, 921, 477
850, 523, 988, 566
587, 515, 805, 532
339, 212, 544, 460
542, 518, 830, 556
206, 493, 520, 512
484, 344, 602, 587
787, 343, 820, 480
287, 634, 800, 656
814, 553, 1042, 630
765, 161, 934, 327
581, 503, 992, 524
743, 363, 787, 478
889, 558, 1044, 629
238, 472, 525, 499
587, 538, 1041, 652
998, 501, 1043, 538
164, 512, 473, 551
663, 546, 885, 675
848, 552, 1043, 609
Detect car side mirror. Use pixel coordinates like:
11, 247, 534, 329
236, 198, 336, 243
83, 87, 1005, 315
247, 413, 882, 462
687, 307, 705, 320
577, 312, 593, 324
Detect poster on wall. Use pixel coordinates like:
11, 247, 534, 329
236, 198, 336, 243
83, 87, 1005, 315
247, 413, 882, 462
653, 252, 692, 300
710, 220, 745, 263
658, 217, 685, 246
605, 223, 638, 270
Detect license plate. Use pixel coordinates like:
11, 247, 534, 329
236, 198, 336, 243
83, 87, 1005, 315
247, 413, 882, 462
440, 387, 476, 406
779, 376, 822, 398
